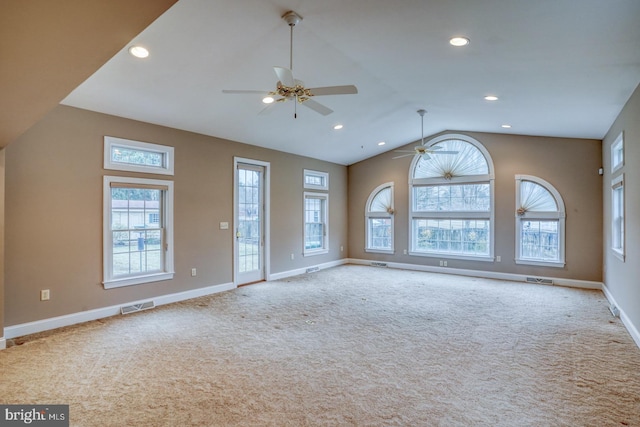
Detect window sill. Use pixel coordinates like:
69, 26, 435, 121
303, 249, 329, 257
515, 259, 565, 268
408, 251, 493, 262
611, 248, 625, 262
103, 272, 174, 289
365, 248, 394, 254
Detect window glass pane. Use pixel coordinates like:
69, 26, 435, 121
110, 187, 163, 278
370, 187, 392, 212
520, 220, 559, 261
612, 186, 624, 251
520, 181, 557, 211
413, 219, 490, 256
368, 218, 392, 249
414, 139, 488, 179
112, 146, 164, 168
304, 196, 326, 251
413, 184, 490, 212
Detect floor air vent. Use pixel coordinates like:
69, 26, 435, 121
371, 262, 388, 267
525, 277, 553, 285
121, 301, 155, 315
306, 266, 320, 274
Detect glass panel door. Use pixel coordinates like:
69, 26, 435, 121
235, 162, 265, 284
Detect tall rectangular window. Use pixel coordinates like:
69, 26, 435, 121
611, 132, 624, 173
304, 192, 328, 255
612, 174, 624, 260
104, 176, 174, 288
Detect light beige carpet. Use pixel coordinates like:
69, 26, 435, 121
1, 265, 639, 426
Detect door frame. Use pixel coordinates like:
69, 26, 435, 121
233, 157, 270, 286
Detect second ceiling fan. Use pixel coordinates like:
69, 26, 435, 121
222, 11, 358, 117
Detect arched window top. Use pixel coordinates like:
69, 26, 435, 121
516, 175, 565, 215
411, 134, 493, 181
366, 182, 394, 214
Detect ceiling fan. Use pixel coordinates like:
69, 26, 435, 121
393, 110, 459, 159
222, 11, 358, 118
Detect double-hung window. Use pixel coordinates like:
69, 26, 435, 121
409, 134, 494, 261
611, 174, 625, 261
304, 192, 328, 255
104, 176, 174, 288
515, 175, 566, 267
365, 183, 394, 253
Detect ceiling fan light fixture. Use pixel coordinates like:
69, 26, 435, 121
128, 45, 149, 58
449, 37, 470, 47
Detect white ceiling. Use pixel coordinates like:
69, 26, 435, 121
62, 0, 640, 165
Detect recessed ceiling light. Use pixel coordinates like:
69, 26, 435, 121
501, 124, 512, 129
378, 141, 386, 146
128, 46, 149, 58
484, 95, 499, 101
449, 37, 470, 47
333, 124, 343, 130
262, 96, 275, 104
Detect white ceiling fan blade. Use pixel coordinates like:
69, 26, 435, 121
430, 150, 459, 155
300, 99, 333, 115
222, 90, 271, 95
421, 153, 432, 160
392, 153, 415, 159
393, 150, 418, 153
274, 66, 295, 87
307, 85, 358, 96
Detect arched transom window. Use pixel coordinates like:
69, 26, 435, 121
409, 134, 494, 260
365, 182, 394, 253
515, 175, 566, 267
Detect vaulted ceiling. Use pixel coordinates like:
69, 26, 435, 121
5, 1, 640, 165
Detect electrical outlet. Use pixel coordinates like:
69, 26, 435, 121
439, 260, 444, 266
291, 253, 295, 260
40, 289, 50, 301
403, 249, 407, 255
496, 255, 501, 262
191, 268, 197, 277
340, 245, 344, 252
443, 261, 447, 267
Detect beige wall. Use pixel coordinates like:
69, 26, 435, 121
4, 106, 348, 326
603, 83, 640, 330
348, 131, 603, 282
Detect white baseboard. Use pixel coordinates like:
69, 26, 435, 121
3, 282, 235, 341
602, 283, 640, 349
347, 258, 603, 290
268, 258, 349, 281
0, 337, 5, 350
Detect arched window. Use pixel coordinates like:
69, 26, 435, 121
409, 134, 494, 260
515, 175, 566, 267
365, 182, 394, 253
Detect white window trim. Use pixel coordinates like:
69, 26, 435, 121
103, 176, 174, 288
408, 134, 495, 261
514, 175, 566, 267
303, 191, 329, 256
611, 131, 624, 173
611, 173, 625, 261
104, 136, 175, 175
365, 182, 395, 254
303, 169, 329, 191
